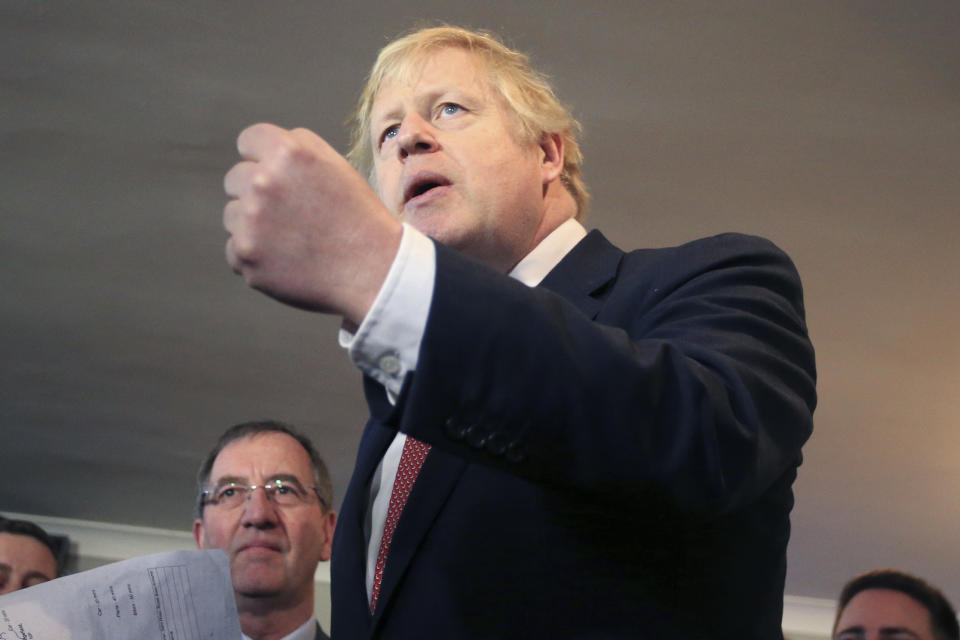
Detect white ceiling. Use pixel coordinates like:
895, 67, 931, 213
2, 0, 958, 604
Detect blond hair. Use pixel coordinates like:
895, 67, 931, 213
347, 26, 588, 219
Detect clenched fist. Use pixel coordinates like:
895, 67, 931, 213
223, 123, 402, 324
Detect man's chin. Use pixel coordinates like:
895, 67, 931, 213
234, 577, 286, 599
231, 567, 288, 599
402, 209, 462, 243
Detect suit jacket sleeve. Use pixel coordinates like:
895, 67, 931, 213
365, 230, 816, 518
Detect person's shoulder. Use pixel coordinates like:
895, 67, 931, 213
630, 231, 783, 255
584, 228, 784, 255
596, 231, 803, 302
617, 231, 794, 268
690, 231, 789, 255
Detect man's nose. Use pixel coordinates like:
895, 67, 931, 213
397, 114, 439, 159
240, 487, 279, 527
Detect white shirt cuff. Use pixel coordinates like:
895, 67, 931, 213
339, 223, 435, 396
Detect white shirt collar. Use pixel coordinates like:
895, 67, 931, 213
508, 218, 587, 287
241, 616, 318, 640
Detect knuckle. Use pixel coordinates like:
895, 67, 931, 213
229, 197, 258, 223
284, 140, 312, 164
232, 236, 258, 263
284, 131, 320, 163
290, 128, 319, 148
268, 142, 296, 171
249, 169, 275, 195
275, 134, 297, 154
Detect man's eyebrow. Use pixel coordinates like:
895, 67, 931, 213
836, 626, 866, 638
372, 106, 402, 126
208, 474, 248, 487
0, 562, 11, 572
210, 473, 306, 487
370, 103, 408, 139
263, 473, 307, 487
878, 628, 922, 639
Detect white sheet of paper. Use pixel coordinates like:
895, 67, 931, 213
0, 549, 241, 640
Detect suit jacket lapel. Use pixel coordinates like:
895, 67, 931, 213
540, 229, 623, 318
331, 402, 395, 638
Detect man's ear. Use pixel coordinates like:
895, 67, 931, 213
319, 510, 337, 562
538, 132, 565, 184
193, 519, 206, 549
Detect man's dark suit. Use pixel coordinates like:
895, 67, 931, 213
331, 230, 816, 639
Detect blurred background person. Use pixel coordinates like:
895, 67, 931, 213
833, 568, 959, 640
0, 516, 59, 594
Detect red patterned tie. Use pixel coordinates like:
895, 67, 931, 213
369, 435, 431, 613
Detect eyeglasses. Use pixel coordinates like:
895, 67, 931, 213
200, 479, 328, 511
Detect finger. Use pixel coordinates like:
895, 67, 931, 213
224, 236, 241, 274
224, 161, 258, 197
222, 198, 244, 234
289, 126, 324, 148
289, 127, 341, 161
237, 122, 287, 161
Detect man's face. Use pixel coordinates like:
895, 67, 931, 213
193, 433, 335, 603
834, 588, 936, 640
370, 47, 554, 273
0, 532, 57, 595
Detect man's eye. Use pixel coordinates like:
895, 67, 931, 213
218, 487, 237, 499
277, 482, 305, 497
380, 125, 399, 145
440, 103, 463, 117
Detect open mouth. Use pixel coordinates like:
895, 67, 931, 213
403, 172, 452, 204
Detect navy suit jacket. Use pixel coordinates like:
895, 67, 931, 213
331, 230, 816, 639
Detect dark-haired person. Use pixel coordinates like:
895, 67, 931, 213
834, 569, 959, 640
193, 421, 336, 640
0, 517, 58, 594
221, 25, 816, 639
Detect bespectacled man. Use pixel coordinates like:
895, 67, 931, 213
194, 421, 335, 640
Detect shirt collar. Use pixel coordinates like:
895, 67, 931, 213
241, 616, 317, 640
508, 218, 587, 287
